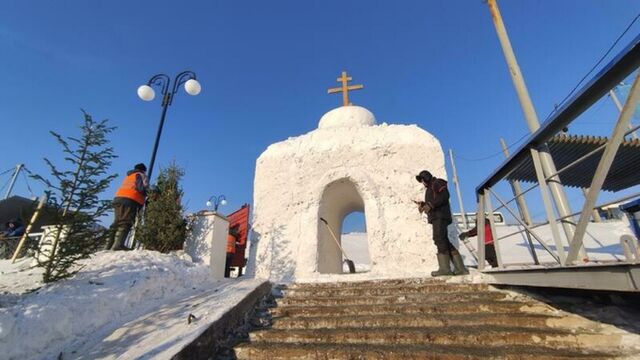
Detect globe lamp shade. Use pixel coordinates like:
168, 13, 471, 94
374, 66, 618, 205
184, 79, 201, 96
137, 85, 155, 101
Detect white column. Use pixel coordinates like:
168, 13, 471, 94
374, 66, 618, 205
185, 211, 229, 279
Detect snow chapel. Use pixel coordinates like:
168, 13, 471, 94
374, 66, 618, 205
250, 72, 449, 282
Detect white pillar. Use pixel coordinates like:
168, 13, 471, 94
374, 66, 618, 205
185, 211, 229, 279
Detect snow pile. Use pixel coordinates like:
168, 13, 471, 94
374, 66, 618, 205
251, 105, 445, 282
341, 232, 372, 272
0, 250, 217, 360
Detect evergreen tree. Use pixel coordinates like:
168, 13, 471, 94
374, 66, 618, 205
32, 111, 117, 283
136, 162, 187, 253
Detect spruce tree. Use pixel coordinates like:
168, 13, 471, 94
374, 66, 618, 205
136, 162, 187, 253
32, 111, 117, 283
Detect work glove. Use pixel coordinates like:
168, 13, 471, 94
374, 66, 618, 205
420, 202, 432, 214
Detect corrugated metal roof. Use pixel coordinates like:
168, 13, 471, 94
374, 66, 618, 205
505, 134, 640, 192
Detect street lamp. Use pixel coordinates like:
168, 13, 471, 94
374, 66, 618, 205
137, 71, 201, 180
206, 195, 227, 212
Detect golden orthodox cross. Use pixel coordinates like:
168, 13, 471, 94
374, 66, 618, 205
327, 71, 364, 106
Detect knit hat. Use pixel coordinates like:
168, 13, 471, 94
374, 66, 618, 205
134, 163, 147, 172
415, 170, 433, 183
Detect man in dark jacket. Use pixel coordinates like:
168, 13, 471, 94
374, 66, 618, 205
415, 170, 468, 276
106, 163, 149, 250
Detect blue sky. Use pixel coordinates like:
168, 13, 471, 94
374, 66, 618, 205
0, 1, 639, 232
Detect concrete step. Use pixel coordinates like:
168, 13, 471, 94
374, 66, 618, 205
247, 325, 614, 349
284, 278, 444, 290
277, 290, 508, 307
234, 342, 612, 360
270, 300, 550, 318
283, 283, 489, 298
270, 313, 569, 331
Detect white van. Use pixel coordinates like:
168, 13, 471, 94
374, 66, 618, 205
453, 212, 505, 228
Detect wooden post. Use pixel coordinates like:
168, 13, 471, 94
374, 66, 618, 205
12, 194, 48, 263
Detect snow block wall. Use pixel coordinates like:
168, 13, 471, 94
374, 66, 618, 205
251, 106, 447, 282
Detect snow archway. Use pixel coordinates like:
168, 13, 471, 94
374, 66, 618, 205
251, 105, 447, 282
317, 178, 366, 273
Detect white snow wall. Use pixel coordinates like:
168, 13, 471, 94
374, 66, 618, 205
251, 107, 448, 282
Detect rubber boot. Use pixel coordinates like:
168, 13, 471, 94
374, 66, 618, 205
104, 227, 116, 250
431, 253, 454, 277
451, 251, 469, 275
110, 227, 129, 251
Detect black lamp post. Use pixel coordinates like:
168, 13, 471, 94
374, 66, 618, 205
137, 71, 201, 180
206, 195, 227, 212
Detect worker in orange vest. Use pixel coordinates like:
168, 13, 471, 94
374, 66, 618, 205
106, 163, 149, 250
224, 229, 239, 278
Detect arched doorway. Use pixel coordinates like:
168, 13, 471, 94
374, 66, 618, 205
317, 178, 369, 274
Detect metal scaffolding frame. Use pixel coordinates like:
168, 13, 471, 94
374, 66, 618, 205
473, 27, 640, 291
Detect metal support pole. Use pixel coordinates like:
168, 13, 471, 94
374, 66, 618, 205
484, 191, 503, 268
488, 188, 561, 264
530, 148, 566, 264
610, 89, 639, 140
566, 72, 640, 263
477, 192, 487, 270
448, 149, 468, 229
487, 0, 581, 258
582, 188, 602, 222
147, 92, 171, 182
4, 164, 24, 199
500, 138, 539, 264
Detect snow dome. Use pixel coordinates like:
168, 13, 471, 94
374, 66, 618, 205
318, 105, 376, 129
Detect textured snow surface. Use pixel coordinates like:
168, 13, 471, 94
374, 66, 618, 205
0, 250, 260, 360
251, 106, 447, 282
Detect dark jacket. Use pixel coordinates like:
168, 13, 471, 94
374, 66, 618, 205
424, 177, 452, 224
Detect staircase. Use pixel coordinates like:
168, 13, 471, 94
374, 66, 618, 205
234, 278, 638, 359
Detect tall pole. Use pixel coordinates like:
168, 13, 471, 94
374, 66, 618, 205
500, 138, 539, 264
582, 188, 602, 222
4, 164, 24, 199
487, 0, 585, 263
147, 92, 171, 181
609, 89, 639, 140
448, 149, 468, 229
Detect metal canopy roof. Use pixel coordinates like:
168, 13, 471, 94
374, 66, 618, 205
505, 135, 640, 192
476, 33, 640, 194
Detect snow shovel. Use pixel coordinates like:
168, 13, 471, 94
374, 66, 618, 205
320, 217, 356, 273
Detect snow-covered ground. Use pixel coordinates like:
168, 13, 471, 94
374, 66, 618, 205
0, 250, 264, 360
0, 219, 636, 358
455, 219, 636, 266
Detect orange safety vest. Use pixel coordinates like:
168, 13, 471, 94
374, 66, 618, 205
115, 172, 146, 205
226, 234, 237, 254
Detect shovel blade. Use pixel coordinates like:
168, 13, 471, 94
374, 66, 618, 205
345, 259, 356, 274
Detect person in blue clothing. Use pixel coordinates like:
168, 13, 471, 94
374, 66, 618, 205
3, 219, 25, 238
